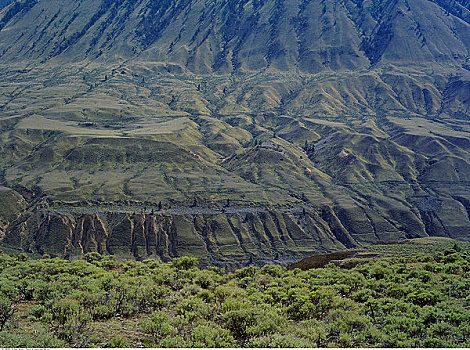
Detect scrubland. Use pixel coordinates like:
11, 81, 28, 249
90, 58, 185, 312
0, 239, 469, 348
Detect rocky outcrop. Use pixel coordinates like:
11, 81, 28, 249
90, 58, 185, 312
1, 209, 352, 266
2, 199, 469, 267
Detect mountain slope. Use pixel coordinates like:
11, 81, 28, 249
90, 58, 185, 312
0, 0, 469, 71
0, 0, 469, 264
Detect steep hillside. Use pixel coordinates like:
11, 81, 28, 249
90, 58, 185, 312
0, 0, 13, 9
0, 0, 469, 263
0, 0, 469, 70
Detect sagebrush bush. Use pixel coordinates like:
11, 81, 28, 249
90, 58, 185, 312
189, 323, 236, 347
0, 245, 468, 347
172, 256, 198, 270
28, 304, 46, 320
247, 333, 315, 348
0, 330, 65, 347
0, 298, 15, 331
140, 310, 176, 342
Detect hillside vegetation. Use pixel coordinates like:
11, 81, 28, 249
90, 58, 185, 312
0, 239, 469, 347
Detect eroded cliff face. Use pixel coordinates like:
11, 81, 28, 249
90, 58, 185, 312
1, 209, 357, 266
3, 199, 468, 267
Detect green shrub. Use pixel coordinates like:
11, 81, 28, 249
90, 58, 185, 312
342, 311, 372, 332
264, 284, 286, 304
234, 266, 257, 279
68, 260, 101, 277
214, 283, 245, 303
260, 264, 284, 277
297, 319, 327, 347
84, 252, 102, 264
0, 330, 66, 347
172, 256, 198, 270
0, 298, 15, 331
158, 334, 187, 347
386, 284, 408, 298
99, 255, 119, 270
324, 310, 374, 346
176, 296, 212, 322
124, 281, 170, 313
76, 289, 106, 309
181, 283, 201, 297
194, 270, 214, 289
246, 309, 286, 338
428, 321, 454, 338
308, 287, 337, 316
283, 287, 313, 320
60, 312, 92, 346
444, 252, 462, 263
197, 289, 215, 303
219, 298, 250, 314
16, 253, 28, 262
369, 265, 390, 280
47, 300, 91, 346
223, 306, 286, 341
336, 331, 356, 347
0, 278, 18, 300
423, 301, 470, 326
424, 262, 443, 273
336, 271, 366, 291
350, 288, 376, 302
98, 274, 116, 292
223, 307, 258, 340
28, 304, 46, 320
105, 335, 128, 347
285, 299, 316, 321
407, 290, 443, 307
382, 315, 422, 338
92, 305, 115, 320
0, 249, 469, 347
140, 310, 175, 341
247, 333, 314, 348
333, 283, 352, 296
415, 253, 435, 262
26, 279, 69, 302
189, 323, 236, 347
444, 263, 463, 274
51, 297, 80, 323
407, 269, 433, 282
380, 330, 419, 347
169, 276, 192, 291
422, 337, 448, 347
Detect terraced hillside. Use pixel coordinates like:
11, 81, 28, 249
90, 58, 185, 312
0, 0, 469, 264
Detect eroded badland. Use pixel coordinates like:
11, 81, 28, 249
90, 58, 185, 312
0, 0, 470, 265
